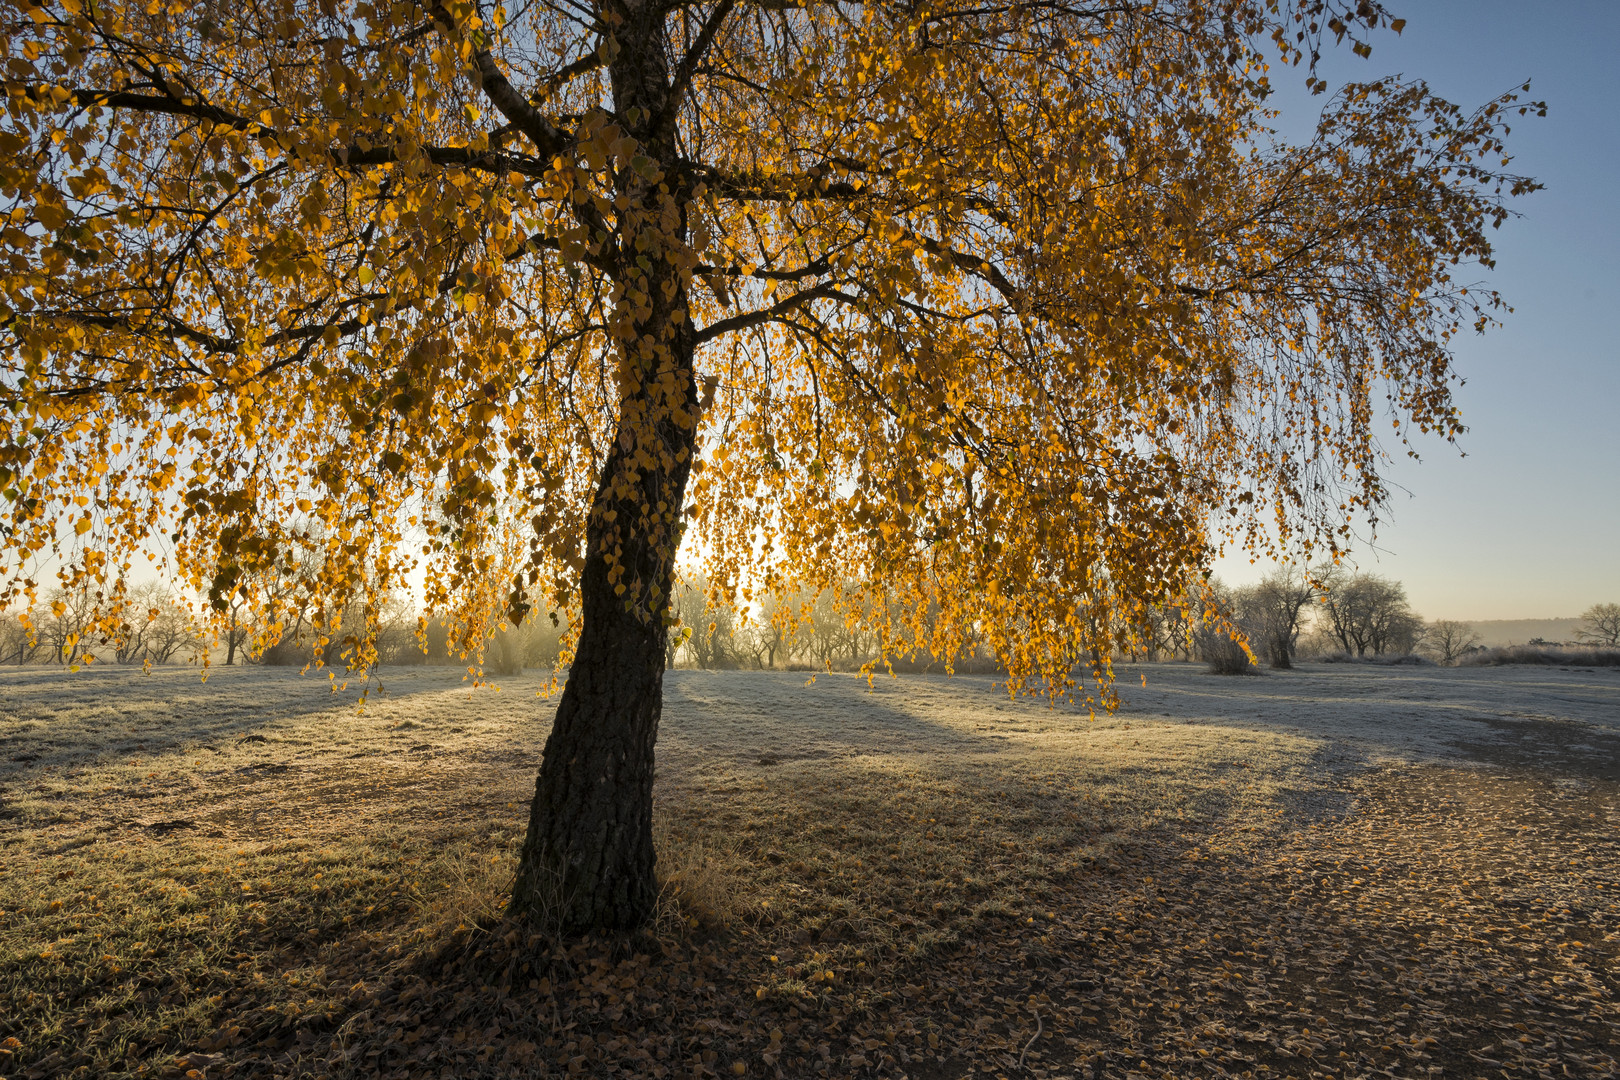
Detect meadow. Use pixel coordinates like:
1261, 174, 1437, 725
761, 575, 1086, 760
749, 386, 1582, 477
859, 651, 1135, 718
1, 662, 1616, 1080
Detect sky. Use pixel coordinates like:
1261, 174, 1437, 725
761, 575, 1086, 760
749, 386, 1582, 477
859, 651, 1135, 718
1212, 0, 1620, 621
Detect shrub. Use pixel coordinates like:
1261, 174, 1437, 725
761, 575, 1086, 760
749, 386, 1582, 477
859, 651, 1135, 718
1202, 632, 1257, 674
1313, 651, 1430, 666
1456, 645, 1620, 668
1187, 579, 1256, 675
1422, 619, 1481, 665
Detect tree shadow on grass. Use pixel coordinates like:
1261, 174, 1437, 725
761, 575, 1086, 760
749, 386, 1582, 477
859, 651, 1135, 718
0, 664, 559, 780
8, 667, 1616, 1079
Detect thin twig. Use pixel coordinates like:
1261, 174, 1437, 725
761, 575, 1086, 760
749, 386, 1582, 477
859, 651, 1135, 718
1017, 1006, 1044, 1070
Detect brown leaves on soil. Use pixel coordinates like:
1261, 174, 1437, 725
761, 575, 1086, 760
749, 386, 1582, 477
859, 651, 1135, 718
4, 666, 1616, 1079
6, 760, 1615, 1080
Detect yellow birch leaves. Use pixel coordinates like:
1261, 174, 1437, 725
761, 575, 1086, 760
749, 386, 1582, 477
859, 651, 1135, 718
0, 0, 1537, 687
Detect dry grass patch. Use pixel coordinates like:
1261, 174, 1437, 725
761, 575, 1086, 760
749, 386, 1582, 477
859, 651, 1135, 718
1, 825, 527, 1077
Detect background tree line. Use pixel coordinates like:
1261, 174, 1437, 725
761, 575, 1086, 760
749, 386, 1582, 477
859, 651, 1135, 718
0, 585, 569, 673
665, 567, 1402, 674
664, 572, 1620, 674
663, 578, 1000, 674
1184, 575, 1618, 673
5, 572, 1613, 674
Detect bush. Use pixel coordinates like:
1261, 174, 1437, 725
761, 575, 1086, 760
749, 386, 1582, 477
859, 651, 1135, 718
1203, 634, 1257, 674
1312, 651, 1431, 666
1456, 645, 1620, 668
1187, 579, 1256, 675
1195, 620, 1256, 674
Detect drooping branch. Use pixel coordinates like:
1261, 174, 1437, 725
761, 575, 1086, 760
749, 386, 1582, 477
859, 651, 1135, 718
693, 281, 860, 343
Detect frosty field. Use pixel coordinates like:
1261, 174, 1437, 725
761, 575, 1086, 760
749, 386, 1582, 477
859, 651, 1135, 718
1, 662, 1616, 1079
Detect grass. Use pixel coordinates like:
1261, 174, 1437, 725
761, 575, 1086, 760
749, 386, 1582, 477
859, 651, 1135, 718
1307, 650, 1430, 665
1, 663, 1617, 1078
4, 829, 508, 1065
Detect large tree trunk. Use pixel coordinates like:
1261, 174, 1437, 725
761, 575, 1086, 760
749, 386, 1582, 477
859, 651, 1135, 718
510, 386, 697, 928
511, 0, 697, 931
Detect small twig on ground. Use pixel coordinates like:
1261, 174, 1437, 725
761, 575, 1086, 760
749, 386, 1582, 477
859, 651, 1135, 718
1018, 1006, 1044, 1070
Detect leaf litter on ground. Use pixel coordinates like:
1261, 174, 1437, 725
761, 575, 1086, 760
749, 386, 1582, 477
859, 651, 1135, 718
0, 663, 1616, 1079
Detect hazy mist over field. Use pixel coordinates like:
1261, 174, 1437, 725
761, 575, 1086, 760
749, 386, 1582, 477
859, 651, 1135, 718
1465, 620, 1588, 647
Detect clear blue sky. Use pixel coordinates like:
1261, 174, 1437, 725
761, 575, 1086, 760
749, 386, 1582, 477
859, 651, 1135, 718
1215, 0, 1620, 621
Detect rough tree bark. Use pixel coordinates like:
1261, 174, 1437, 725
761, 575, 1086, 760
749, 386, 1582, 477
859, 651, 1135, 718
510, 0, 698, 930
508, 410, 695, 928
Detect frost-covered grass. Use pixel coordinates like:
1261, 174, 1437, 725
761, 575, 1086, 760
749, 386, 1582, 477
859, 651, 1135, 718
1, 662, 1616, 1077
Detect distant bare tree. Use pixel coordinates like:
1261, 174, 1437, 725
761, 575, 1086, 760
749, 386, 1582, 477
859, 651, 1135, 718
1118, 602, 1173, 662
730, 592, 806, 669
805, 587, 872, 668
1141, 601, 1196, 661
112, 606, 150, 664
38, 586, 99, 664
1318, 571, 1423, 657
749, 591, 800, 669
148, 603, 200, 664
727, 620, 769, 669
241, 537, 327, 665
1424, 619, 1482, 665
1244, 566, 1322, 669
1575, 603, 1620, 648
669, 576, 739, 669
110, 584, 199, 664
220, 595, 255, 666
0, 608, 42, 664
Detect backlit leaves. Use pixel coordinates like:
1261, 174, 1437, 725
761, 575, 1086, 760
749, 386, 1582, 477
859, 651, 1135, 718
0, 0, 1538, 687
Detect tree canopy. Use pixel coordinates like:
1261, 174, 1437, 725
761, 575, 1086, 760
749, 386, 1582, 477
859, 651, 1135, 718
0, 0, 1539, 925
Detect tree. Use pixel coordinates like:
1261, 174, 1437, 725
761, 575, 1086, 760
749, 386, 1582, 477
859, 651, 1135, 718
729, 595, 792, 669
1318, 571, 1423, 656
804, 586, 868, 669
112, 582, 200, 664
1188, 568, 1316, 673
668, 575, 738, 668
35, 586, 99, 665
0, 0, 1540, 928
1422, 618, 1480, 665
1240, 565, 1321, 669
1131, 600, 1195, 662
1575, 603, 1620, 648
0, 606, 41, 663
219, 596, 254, 667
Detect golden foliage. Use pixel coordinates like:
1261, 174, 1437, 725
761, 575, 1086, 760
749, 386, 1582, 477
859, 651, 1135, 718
0, 0, 1539, 689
